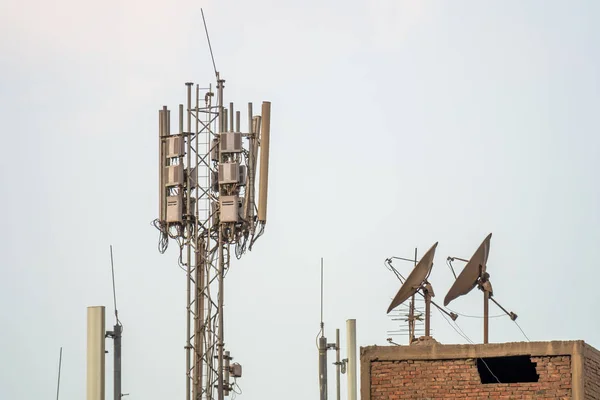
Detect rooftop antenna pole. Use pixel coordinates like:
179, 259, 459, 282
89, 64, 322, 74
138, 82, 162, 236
335, 329, 340, 400
410, 248, 417, 343
318, 257, 328, 400
420, 248, 435, 339
483, 283, 489, 344
424, 287, 432, 338
56, 347, 62, 400
106, 245, 123, 400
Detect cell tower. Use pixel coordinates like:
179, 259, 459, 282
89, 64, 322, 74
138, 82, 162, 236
154, 74, 271, 400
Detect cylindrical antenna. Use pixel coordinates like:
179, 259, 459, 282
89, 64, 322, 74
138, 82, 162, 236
250, 115, 261, 227
235, 111, 240, 133
166, 109, 171, 135
56, 347, 62, 400
320, 257, 324, 335
247, 103, 253, 135
229, 102, 234, 132
179, 104, 184, 134
243, 103, 254, 223
257, 101, 271, 222
158, 108, 165, 221
217, 75, 225, 133
87, 306, 106, 400
223, 108, 228, 133
346, 319, 357, 400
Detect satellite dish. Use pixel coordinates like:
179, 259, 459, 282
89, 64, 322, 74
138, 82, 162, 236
387, 242, 438, 314
444, 233, 492, 307
384, 242, 458, 344
444, 233, 517, 344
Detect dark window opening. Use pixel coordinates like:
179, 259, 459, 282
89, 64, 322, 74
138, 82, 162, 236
476, 355, 539, 384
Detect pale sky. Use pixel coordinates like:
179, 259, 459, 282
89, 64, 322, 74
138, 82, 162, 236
1, 1, 599, 399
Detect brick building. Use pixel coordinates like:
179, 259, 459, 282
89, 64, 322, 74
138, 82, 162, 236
361, 340, 600, 399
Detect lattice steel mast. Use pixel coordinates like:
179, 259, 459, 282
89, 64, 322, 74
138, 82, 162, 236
155, 73, 271, 400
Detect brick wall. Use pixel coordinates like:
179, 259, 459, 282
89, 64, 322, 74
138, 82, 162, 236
370, 355, 571, 400
584, 344, 600, 400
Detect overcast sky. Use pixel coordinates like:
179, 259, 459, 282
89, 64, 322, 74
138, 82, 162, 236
1, 1, 599, 399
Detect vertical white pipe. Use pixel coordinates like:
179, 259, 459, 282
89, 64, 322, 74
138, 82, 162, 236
87, 306, 105, 400
346, 319, 357, 400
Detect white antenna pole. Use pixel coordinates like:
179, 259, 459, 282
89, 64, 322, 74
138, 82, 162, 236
346, 319, 357, 400
87, 306, 105, 400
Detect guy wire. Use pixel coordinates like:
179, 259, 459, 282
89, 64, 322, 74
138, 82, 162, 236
436, 307, 500, 383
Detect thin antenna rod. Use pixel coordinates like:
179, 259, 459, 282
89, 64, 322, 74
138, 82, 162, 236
56, 347, 62, 400
201, 8, 218, 78
320, 257, 324, 336
110, 245, 119, 323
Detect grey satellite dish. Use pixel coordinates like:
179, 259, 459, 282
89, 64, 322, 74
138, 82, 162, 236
444, 233, 517, 344
387, 242, 438, 314
444, 233, 492, 307
386, 242, 439, 339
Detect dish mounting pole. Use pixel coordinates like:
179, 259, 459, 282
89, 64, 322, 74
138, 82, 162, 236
410, 248, 417, 343
424, 288, 431, 337
483, 290, 489, 344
